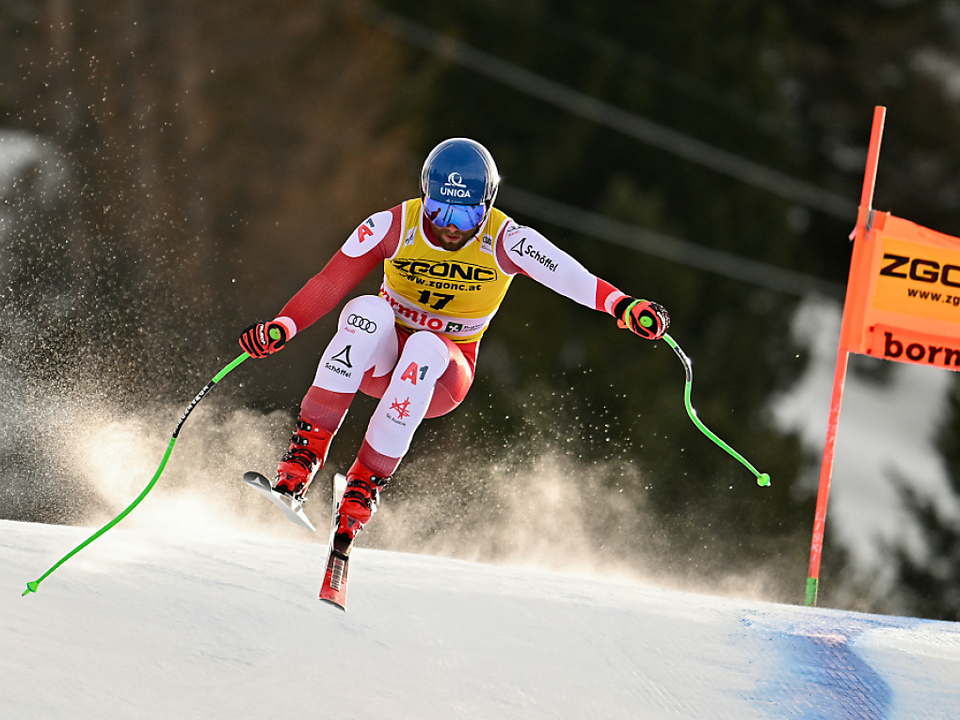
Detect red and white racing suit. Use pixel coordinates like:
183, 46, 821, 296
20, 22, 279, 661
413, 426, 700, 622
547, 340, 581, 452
270, 198, 630, 475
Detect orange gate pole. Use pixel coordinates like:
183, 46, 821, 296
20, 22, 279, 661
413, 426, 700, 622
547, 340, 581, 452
804, 106, 886, 606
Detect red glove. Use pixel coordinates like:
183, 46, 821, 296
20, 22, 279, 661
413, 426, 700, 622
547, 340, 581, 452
239, 321, 288, 358
615, 297, 670, 340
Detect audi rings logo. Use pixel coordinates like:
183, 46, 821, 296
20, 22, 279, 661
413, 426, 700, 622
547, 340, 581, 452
347, 314, 377, 333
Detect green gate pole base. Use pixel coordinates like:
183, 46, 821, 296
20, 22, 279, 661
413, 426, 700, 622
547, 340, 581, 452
804, 577, 818, 607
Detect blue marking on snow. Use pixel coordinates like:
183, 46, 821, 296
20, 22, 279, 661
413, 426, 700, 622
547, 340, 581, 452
745, 613, 893, 719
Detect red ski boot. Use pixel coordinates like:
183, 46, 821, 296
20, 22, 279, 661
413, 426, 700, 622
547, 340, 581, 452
335, 460, 391, 541
274, 418, 333, 501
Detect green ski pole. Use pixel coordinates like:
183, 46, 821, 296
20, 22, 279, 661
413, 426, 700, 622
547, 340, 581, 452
662, 334, 770, 487
23, 352, 250, 596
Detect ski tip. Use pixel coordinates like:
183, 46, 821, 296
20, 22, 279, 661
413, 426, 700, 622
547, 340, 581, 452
243, 470, 317, 531
319, 596, 347, 612
296, 514, 317, 533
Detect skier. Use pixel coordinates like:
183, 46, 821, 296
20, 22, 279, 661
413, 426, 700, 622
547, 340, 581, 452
239, 138, 669, 546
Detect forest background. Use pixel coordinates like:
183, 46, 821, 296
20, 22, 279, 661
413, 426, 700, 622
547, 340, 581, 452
2, 0, 960, 620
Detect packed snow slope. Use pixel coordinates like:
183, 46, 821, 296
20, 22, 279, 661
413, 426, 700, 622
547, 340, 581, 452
4, 518, 959, 720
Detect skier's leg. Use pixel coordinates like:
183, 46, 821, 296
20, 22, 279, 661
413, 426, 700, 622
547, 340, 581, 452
275, 295, 397, 498
338, 331, 471, 538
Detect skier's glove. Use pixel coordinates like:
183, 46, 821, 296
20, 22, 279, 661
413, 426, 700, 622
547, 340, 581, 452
614, 297, 670, 340
239, 321, 288, 358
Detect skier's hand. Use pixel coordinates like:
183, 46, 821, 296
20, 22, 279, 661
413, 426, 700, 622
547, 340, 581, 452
615, 297, 670, 340
239, 321, 288, 358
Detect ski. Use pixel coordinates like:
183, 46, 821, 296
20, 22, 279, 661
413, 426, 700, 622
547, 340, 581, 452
319, 473, 350, 611
241, 471, 316, 532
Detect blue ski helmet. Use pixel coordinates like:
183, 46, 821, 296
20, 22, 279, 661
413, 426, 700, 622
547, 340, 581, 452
420, 138, 499, 231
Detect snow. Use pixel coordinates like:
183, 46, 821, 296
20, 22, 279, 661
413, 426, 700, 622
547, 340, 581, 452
0, 131, 66, 205
5, 517, 960, 719
3, 132, 960, 719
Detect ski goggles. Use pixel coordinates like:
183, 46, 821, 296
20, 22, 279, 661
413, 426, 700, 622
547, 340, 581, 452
423, 197, 486, 231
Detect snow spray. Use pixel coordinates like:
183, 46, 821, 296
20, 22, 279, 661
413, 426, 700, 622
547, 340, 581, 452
663, 334, 771, 487
22, 352, 250, 596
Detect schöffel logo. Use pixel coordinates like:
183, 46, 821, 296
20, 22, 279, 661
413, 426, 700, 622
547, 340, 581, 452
324, 345, 353, 378
441, 172, 472, 199
346, 314, 377, 333
510, 237, 558, 272
392, 258, 497, 283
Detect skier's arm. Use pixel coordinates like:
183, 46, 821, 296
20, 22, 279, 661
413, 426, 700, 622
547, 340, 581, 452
495, 221, 669, 340
239, 207, 401, 357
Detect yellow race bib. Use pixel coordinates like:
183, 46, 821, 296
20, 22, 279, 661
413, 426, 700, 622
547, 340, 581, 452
381, 199, 514, 343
